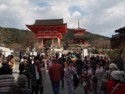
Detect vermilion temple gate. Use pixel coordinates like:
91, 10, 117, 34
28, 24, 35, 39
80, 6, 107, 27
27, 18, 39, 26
26, 19, 67, 48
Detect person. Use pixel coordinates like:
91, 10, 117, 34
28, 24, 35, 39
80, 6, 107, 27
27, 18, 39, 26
7, 55, 15, 69
64, 60, 77, 94
75, 56, 82, 84
99, 56, 106, 67
49, 58, 63, 94
82, 62, 93, 94
39, 57, 46, 94
58, 54, 65, 89
101, 63, 118, 94
46, 57, 52, 70
0, 60, 12, 75
95, 63, 104, 94
106, 70, 125, 94
19, 56, 30, 87
8, 74, 31, 94
6, 55, 15, 74
29, 56, 43, 94
28, 55, 35, 65
82, 56, 89, 68
0, 61, 16, 94
19, 50, 23, 62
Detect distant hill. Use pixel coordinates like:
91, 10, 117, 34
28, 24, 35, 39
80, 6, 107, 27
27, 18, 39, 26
0, 27, 111, 50
0, 27, 36, 50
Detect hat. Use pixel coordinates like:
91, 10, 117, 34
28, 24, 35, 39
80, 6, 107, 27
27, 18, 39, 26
111, 70, 125, 81
109, 63, 118, 69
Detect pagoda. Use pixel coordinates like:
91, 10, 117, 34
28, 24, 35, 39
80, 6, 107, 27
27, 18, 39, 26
26, 19, 67, 47
72, 20, 90, 44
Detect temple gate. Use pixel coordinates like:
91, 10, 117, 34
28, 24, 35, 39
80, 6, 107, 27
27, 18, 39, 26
26, 19, 67, 48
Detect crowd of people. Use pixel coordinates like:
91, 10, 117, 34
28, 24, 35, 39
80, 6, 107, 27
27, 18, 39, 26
0, 51, 125, 94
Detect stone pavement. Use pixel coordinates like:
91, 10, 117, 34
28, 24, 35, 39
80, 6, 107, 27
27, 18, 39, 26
13, 62, 85, 94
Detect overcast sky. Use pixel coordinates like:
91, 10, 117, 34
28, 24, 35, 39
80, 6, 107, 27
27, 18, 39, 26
0, 0, 125, 37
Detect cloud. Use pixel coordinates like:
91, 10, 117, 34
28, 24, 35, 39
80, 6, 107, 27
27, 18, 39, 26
0, 0, 125, 37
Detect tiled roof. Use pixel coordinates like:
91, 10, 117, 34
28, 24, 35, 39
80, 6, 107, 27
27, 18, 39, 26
74, 27, 85, 30
33, 19, 65, 26
115, 27, 125, 33
74, 35, 91, 39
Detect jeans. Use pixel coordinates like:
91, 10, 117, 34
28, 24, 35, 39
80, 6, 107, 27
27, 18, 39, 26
51, 81, 60, 94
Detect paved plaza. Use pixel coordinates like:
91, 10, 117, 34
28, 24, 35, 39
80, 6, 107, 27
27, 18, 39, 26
13, 62, 85, 94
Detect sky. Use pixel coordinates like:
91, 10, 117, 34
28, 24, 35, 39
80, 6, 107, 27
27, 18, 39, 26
0, 0, 125, 38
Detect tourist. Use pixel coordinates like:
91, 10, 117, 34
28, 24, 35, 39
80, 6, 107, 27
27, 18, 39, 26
8, 74, 31, 94
0, 60, 12, 75
46, 57, 52, 70
99, 56, 106, 68
101, 63, 118, 94
29, 56, 43, 94
49, 58, 62, 94
6, 55, 15, 73
82, 56, 89, 67
65, 60, 76, 94
106, 70, 125, 94
75, 56, 82, 84
58, 54, 66, 89
7, 55, 15, 68
39, 57, 46, 94
95, 63, 104, 94
82, 62, 93, 94
0, 61, 16, 94
28, 55, 35, 65
19, 56, 30, 87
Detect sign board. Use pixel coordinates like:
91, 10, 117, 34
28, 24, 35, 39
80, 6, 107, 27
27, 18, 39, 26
83, 49, 88, 57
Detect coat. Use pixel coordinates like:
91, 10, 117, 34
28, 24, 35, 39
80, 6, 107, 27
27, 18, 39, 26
106, 80, 125, 94
29, 64, 42, 86
49, 63, 62, 81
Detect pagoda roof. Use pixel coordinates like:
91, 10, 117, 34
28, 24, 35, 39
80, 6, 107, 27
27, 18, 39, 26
26, 19, 67, 34
31, 19, 66, 26
74, 27, 86, 31
74, 34, 91, 39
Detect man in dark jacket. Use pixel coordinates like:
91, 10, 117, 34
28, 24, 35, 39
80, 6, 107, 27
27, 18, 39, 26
29, 56, 43, 94
58, 54, 65, 89
19, 56, 30, 87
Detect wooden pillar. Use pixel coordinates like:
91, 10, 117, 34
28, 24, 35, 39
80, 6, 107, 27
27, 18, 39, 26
57, 37, 61, 47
